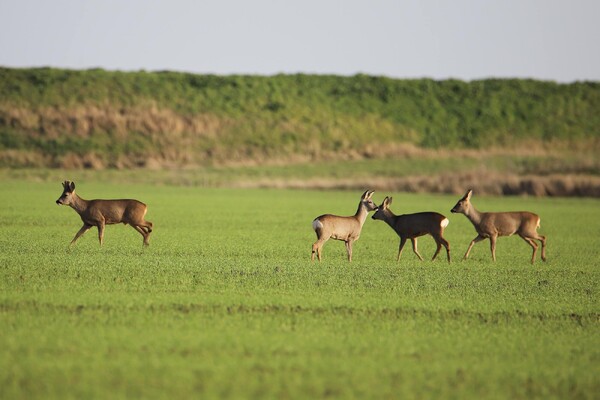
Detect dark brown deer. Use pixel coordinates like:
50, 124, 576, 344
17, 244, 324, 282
450, 189, 546, 264
311, 190, 377, 262
372, 196, 450, 262
56, 180, 153, 247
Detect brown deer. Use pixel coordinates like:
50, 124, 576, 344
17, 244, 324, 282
311, 190, 377, 262
56, 180, 153, 247
450, 189, 546, 264
372, 196, 450, 262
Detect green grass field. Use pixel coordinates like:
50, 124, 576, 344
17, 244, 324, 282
0, 178, 598, 399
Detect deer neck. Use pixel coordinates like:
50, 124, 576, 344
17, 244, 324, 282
383, 210, 399, 228
464, 204, 483, 226
354, 203, 370, 226
69, 193, 89, 215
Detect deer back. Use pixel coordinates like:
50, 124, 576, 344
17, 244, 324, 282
394, 212, 448, 236
374, 196, 448, 237
479, 211, 540, 237
85, 199, 148, 225
314, 214, 362, 240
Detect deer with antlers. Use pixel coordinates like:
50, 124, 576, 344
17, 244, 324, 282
56, 180, 153, 247
311, 190, 377, 262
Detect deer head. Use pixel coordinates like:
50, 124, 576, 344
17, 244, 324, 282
451, 189, 473, 214
361, 190, 378, 212
372, 196, 392, 220
56, 180, 76, 205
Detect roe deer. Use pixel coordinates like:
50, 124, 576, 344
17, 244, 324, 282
311, 190, 377, 262
372, 196, 450, 262
56, 180, 153, 247
450, 189, 546, 264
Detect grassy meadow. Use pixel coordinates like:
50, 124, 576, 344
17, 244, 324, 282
0, 177, 599, 399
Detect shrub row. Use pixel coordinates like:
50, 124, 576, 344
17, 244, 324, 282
1, 67, 598, 166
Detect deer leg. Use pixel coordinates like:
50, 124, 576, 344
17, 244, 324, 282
311, 241, 319, 262
312, 239, 326, 262
441, 237, 451, 263
463, 235, 485, 260
532, 234, 547, 262
432, 237, 442, 261
539, 235, 546, 262
411, 238, 424, 261
528, 238, 538, 264
70, 224, 92, 246
317, 240, 327, 262
133, 225, 150, 246
142, 220, 153, 233
140, 223, 152, 245
133, 219, 152, 234
520, 235, 538, 264
345, 240, 354, 262
397, 237, 408, 261
98, 218, 105, 246
97, 221, 105, 246
489, 235, 498, 262
432, 242, 442, 261
431, 235, 450, 262
312, 227, 325, 262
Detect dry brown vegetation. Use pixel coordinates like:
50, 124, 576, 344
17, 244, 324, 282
2, 104, 225, 140
0, 104, 233, 168
240, 172, 600, 197
2, 88, 599, 197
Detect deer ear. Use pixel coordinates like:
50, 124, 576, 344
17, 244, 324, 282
465, 189, 472, 201
69, 182, 76, 192
387, 196, 393, 206
361, 190, 370, 200
367, 190, 374, 199
382, 196, 390, 208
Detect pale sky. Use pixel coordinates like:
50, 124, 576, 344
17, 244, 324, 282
1, 0, 599, 82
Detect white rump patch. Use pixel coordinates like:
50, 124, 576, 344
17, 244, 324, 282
312, 219, 323, 231
440, 218, 449, 228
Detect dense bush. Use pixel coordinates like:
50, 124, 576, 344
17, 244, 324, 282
0, 67, 598, 166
